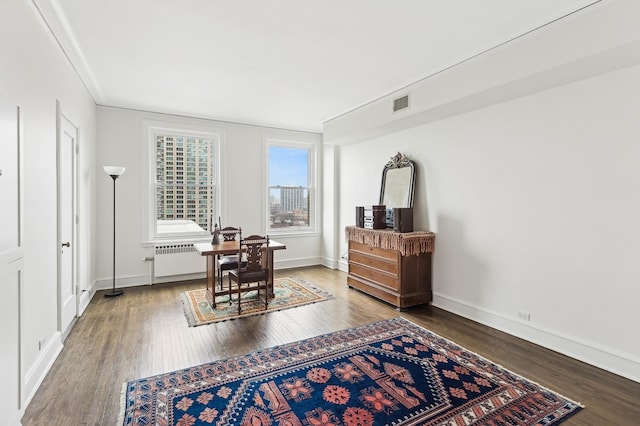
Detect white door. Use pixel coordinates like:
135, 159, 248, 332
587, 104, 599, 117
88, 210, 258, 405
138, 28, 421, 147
0, 95, 23, 425
59, 113, 77, 336
0, 264, 22, 426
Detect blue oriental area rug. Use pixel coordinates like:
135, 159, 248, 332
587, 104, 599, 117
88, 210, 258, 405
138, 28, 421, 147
120, 318, 582, 425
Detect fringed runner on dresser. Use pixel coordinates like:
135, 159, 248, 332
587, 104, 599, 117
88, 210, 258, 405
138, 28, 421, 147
345, 225, 435, 256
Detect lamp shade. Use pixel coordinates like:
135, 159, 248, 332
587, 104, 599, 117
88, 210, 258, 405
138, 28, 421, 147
103, 166, 126, 176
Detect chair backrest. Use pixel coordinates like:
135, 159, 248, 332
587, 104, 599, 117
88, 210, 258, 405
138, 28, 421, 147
238, 231, 269, 274
220, 226, 239, 241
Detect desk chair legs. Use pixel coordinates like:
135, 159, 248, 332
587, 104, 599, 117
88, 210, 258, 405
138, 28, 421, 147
229, 278, 268, 314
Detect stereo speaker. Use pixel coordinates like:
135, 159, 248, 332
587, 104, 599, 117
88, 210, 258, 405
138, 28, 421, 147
355, 206, 365, 228
393, 207, 414, 233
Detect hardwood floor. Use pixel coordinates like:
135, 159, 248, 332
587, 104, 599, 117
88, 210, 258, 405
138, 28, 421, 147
22, 266, 640, 425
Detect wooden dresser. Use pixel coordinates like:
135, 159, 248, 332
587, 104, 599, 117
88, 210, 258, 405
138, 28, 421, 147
346, 226, 435, 310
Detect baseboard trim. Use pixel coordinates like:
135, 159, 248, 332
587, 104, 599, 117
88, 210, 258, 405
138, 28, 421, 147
433, 292, 640, 383
320, 257, 339, 269
337, 258, 348, 273
276, 256, 323, 270
78, 289, 92, 316
94, 272, 207, 290
92, 257, 325, 291
9, 409, 21, 426
24, 331, 63, 408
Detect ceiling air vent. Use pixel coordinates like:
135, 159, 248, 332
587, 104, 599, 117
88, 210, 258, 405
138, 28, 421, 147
393, 95, 409, 112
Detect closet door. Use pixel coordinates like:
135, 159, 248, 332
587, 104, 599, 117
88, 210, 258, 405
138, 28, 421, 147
0, 94, 23, 425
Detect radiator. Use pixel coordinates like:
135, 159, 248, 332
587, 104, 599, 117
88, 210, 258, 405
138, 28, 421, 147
154, 243, 206, 277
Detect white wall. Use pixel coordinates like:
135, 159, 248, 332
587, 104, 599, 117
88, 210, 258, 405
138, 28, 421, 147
325, 0, 640, 382
95, 107, 323, 288
0, 0, 97, 415
321, 144, 341, 268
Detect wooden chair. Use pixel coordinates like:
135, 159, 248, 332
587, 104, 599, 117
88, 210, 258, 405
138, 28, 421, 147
227, 231, 270, 314
216, 226, 244, 290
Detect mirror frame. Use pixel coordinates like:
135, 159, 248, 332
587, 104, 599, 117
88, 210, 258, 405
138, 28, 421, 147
379, 152, 416, 209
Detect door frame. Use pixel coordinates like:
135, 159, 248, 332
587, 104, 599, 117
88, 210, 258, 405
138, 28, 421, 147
56, 101, 79, 338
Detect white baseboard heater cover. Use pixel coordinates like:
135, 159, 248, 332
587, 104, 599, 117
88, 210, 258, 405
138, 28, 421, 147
154, 243, 205, 277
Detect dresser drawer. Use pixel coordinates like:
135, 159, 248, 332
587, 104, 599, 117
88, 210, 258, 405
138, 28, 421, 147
348, 251, 398, 276
349, 240, 398, 262
349, 263, 400, 291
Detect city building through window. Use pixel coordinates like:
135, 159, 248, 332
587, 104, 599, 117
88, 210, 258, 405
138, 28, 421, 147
267, 142, 316, 233
151, 128, 220, 239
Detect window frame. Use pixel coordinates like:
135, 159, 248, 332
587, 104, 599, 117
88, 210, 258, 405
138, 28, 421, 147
265, 138, 319, 235
144, 121, 223, 243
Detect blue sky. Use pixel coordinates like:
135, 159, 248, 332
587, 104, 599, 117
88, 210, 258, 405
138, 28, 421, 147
269, 146, 307, 186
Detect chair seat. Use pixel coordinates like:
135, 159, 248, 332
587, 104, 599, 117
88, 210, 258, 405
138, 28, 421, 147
217, 255, 239, 267
229, 268, 267, 282
218, 256, 247, 272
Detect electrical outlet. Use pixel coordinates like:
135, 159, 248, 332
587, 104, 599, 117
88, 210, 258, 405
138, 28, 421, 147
517, 311, 531, 321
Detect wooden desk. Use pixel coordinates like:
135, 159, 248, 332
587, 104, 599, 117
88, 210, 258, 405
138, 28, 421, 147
194, 240, 286, 306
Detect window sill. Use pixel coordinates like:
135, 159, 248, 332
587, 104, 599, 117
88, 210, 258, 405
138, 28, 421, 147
140, 235, 212, 247
266, 231, 322, 239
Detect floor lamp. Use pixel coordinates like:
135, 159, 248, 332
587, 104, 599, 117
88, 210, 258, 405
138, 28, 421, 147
104, 166, 126, 297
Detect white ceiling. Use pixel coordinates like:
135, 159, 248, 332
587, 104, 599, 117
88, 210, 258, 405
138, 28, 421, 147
34, 0, 600, 133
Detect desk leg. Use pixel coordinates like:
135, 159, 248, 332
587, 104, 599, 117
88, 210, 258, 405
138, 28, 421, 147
268, 251, 275, 298
206, 254, 216, 307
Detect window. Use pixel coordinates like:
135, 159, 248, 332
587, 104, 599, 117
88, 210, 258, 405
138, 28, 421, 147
267, 140, 317, 233
148, 124, 220, 240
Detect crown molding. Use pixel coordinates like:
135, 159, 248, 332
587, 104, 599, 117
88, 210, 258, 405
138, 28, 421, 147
31, 0, 104, 103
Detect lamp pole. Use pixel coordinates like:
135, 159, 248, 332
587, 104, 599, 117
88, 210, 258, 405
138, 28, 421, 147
104, 166, 126, 297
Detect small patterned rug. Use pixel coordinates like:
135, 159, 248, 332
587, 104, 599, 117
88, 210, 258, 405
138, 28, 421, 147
121, 317, 583, 425
180, 276, 334, 326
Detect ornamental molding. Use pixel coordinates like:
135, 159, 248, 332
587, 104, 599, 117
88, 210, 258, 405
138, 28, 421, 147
386, 152, 412, 168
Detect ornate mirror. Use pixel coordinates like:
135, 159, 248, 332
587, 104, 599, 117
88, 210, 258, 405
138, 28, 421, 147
379, 152, 416, 208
